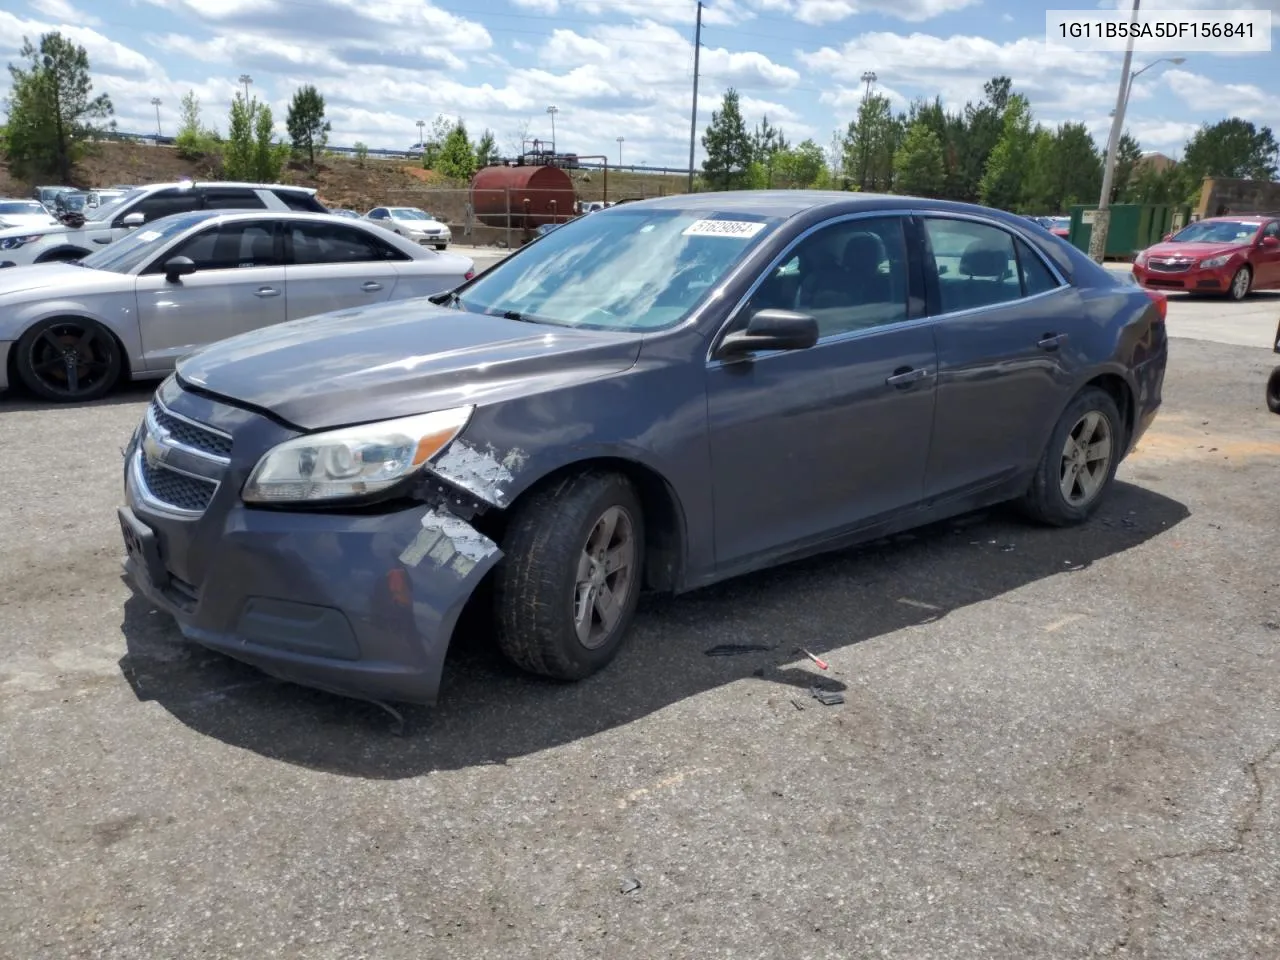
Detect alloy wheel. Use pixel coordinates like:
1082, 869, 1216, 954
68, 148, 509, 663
572, 505, 637, 649
24, 321, 116, 399
1231, 267, 1251, 300
1059, 410, 1113, 507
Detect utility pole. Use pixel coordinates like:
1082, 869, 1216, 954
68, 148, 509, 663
151, 97, 162, 137
547, 105, 559, 154
1089, 0, 1140, 263
687, 0, 703, 192
416, 119, 425, 153
238, 74, 253, 103
616, 136, 625, 167
858, 70, 876, 192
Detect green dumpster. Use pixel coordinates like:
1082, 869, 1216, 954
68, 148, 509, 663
1067, 203, 1175, 259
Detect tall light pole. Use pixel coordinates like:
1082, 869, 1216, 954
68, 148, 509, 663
238, 73, 253, 103
150, 97, 162, 137
687, 0, 703, 192
859, 70, 877, 192
1088, 0, 1141, 263
416, 119, 425, 152
616, 136, 624, 167
546, 105, 558, 154
1125, 56, 1186, 107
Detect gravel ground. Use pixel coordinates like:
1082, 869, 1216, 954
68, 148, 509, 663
2, 303, 1279, 958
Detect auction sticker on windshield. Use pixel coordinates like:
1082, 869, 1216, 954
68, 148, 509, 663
683, 220, 767, 238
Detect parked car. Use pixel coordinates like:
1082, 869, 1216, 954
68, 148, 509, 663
328, 208, 363, 219
1132, 215, 1280, 300
1024, 215, 1070, 238
1268, 317, 1280, 414
32, 185, 75, 208
0, 199, 59, 230
86, 189, 128, 208
365, 206, 452, 249
116, 191, 1167, 707
53, 191, 91, 216
0, 210, 474, 402
0, 181, 327, 267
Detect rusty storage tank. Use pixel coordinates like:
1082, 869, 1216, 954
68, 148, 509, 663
471, 165, 576, 228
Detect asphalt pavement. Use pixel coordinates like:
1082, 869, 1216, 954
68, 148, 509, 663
1, 293, 1279, 958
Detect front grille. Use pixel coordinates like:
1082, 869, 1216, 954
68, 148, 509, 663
150, 403, 232, 458
1148, 259, 1192, 273
138, 455, 217, 512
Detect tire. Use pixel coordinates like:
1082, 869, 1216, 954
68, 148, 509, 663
14, 316, 123, 403
493, 470, 645, 680
434, 243, 447, 251
1019, 386, 1124, 527
1228, 265, 1252, 301
1266, 365, 1280, 415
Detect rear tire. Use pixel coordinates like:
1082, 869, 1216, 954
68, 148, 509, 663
493, 471, 645, 681
1018, 386, 1123, 527
1266, 365, 1280, 415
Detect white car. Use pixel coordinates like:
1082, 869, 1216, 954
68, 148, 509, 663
0, 199, 58, 230
0, 210, 475, 402
0, 180, 326, 267
365, 206, 452, 249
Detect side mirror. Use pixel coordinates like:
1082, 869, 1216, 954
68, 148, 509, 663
121, 212, 145, 229
1261, 235, 1279, 248
1161, 233, 1173, 242
164, 256, 197, 283
718, 309, 819, 357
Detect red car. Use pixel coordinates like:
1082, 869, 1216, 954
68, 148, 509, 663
1132, 215, 1280, 300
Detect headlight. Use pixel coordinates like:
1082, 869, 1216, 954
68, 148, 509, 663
1199, 254, 1231, 269
1134, 251, 1148, 266
242, 406, 474, 504
0, 235, 42, 250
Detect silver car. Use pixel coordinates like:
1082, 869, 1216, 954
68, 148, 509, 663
0, 210, 475, 402
365, 206, 452, 249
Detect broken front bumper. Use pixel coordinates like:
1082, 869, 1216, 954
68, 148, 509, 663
119, 385, 502, 706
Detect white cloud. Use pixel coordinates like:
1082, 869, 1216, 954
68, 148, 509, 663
0, 11, 163, 78
26, 0, 101, 27
1161, 68, 1272, 121
792, 0, 978, 25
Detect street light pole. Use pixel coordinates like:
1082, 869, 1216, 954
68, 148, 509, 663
1088, 0, 1140, 263
546, 105, 558, 154
238, 74, 253, 103
859, 70, 876, 192
150, 97, 162, 137
416, 119, 425, 153
616, 136, 624, 167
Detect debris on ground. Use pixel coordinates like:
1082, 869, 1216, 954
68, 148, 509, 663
802, 649, 829, 670
704, 643, 772, 657
809, 687, 845, 706
1000, 544, 1015, 552
620, 878, 641, 894
791, 699, 806, 711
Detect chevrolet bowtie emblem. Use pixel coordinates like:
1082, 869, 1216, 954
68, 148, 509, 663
142, 429, 169, 466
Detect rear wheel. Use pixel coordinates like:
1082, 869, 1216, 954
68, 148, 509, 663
1019, 386, 1123, 526
1228, 265, 1252, 301
493, 471, 645, 680
14, 317, 123, 403
1266, 365, 1280, 415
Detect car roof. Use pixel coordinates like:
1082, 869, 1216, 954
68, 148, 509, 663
171, 211, 389, 227
1198, 215, 1267, 223
134, 180, 318, 194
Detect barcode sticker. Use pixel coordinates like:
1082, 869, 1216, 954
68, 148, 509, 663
682, 219, 766, 238
136, 230, 161, 242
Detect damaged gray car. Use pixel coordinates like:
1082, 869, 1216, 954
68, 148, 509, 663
119, 191, 1167, 706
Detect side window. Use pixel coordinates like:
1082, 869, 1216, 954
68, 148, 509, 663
275, 190, 323, 212
742, 217, 909, 339
1264, 221, 1280, 240
924, 219, 1022, 314
149, 222, 279, 272
1016, 238, 1062, 297
288, 222, 408, 264
203, 189, 267, 211
369, 208, 387, 220
122, 189, 203, 225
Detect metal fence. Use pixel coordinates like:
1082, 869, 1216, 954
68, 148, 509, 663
367, 186, 682, 232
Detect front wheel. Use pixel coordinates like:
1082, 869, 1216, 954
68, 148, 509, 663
1266, 365, 1280, 415
1019, 386, 1123, 526
1228, 265, 1252, 301
493, 471, 645, 680
14, 316, 123, 402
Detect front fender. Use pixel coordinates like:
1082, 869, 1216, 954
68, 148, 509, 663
5, 295, 143, 365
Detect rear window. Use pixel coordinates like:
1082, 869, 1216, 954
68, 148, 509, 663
275, 190, 326, 212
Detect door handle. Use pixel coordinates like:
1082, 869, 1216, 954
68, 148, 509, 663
254, 286, 280, 298
361, 281, 383, 291
1037, 333, 1066, 350
886, 366, 929, 387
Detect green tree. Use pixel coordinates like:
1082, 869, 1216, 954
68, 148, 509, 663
842, 94, 901, 192
955, 77, 1014, 203
1182, 117, 1278, 181
252, 102, 286, 181
751, 114, 788, 186
1023, 122, 1102, 212
474, 129, 498, 167
1127, 161, 1197, 206
701, 88, 754, 189
4, 32, 113, 181
422, 114, 454, 169
773, 139, 826, 188
893, 120, 946, 197
354, 141, 368, 168
222, 92, 255, 181
978, 93, 1034, 211
1112, 131, 1143, 202
174, 89, 219, 159
285, 84, 329, 166
435, 121, 476, 181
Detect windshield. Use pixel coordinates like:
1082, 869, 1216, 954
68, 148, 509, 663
80, 211, 217, 273
1050, 217, 1069, 229
390, 208, 432, 220
86, 187, 145, 222
0, 201, 51, 216
1170, 220, 1259, 244
456, 208, 781, 331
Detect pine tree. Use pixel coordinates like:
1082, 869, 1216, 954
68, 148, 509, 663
978, 94, 1034, 211
893, 121, 946, 197
701, 88, 753, 190
435, 121, 476, 181
285, 84, 329, 166
474, 129, 498, 167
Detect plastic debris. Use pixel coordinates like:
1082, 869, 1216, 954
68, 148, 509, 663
620, 878, 641, 894
704, 643, 772, 657
809, 687, 845, 706
802, 649, 829, 670
791, 699, 806, 711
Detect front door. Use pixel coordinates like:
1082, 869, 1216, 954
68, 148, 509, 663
705, 214, 938, 569
282, 220, 401, 320
134, 219, 287, 370
919, 215, 1083, 499
1255, 221, 1280, 288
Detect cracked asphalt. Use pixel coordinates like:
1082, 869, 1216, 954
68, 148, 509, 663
2, 293, 1279, 959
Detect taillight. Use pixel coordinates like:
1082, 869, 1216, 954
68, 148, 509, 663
464, 270, 475, 281
1143, 288, 1167, 323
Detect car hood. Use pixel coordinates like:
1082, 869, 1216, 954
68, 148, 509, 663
1143, 241, 1246, 260
0, 215, 59, 230
0, 220, 71, 240
177, 300, 644, 431
0, 263, 126, 301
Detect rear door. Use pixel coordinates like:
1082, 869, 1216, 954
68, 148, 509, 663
134, 219, 286, 370
919, 214, 1083, 500
282, 220, 405, 320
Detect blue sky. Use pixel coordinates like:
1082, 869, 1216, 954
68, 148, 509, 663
1, 0, 1276, 168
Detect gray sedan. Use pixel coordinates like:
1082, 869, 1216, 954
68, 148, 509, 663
0, 210, 475, 402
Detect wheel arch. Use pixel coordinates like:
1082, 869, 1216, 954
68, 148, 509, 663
486, 455, 688, 593
1083, 371, 1135, 446
33, 245, 92, 264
